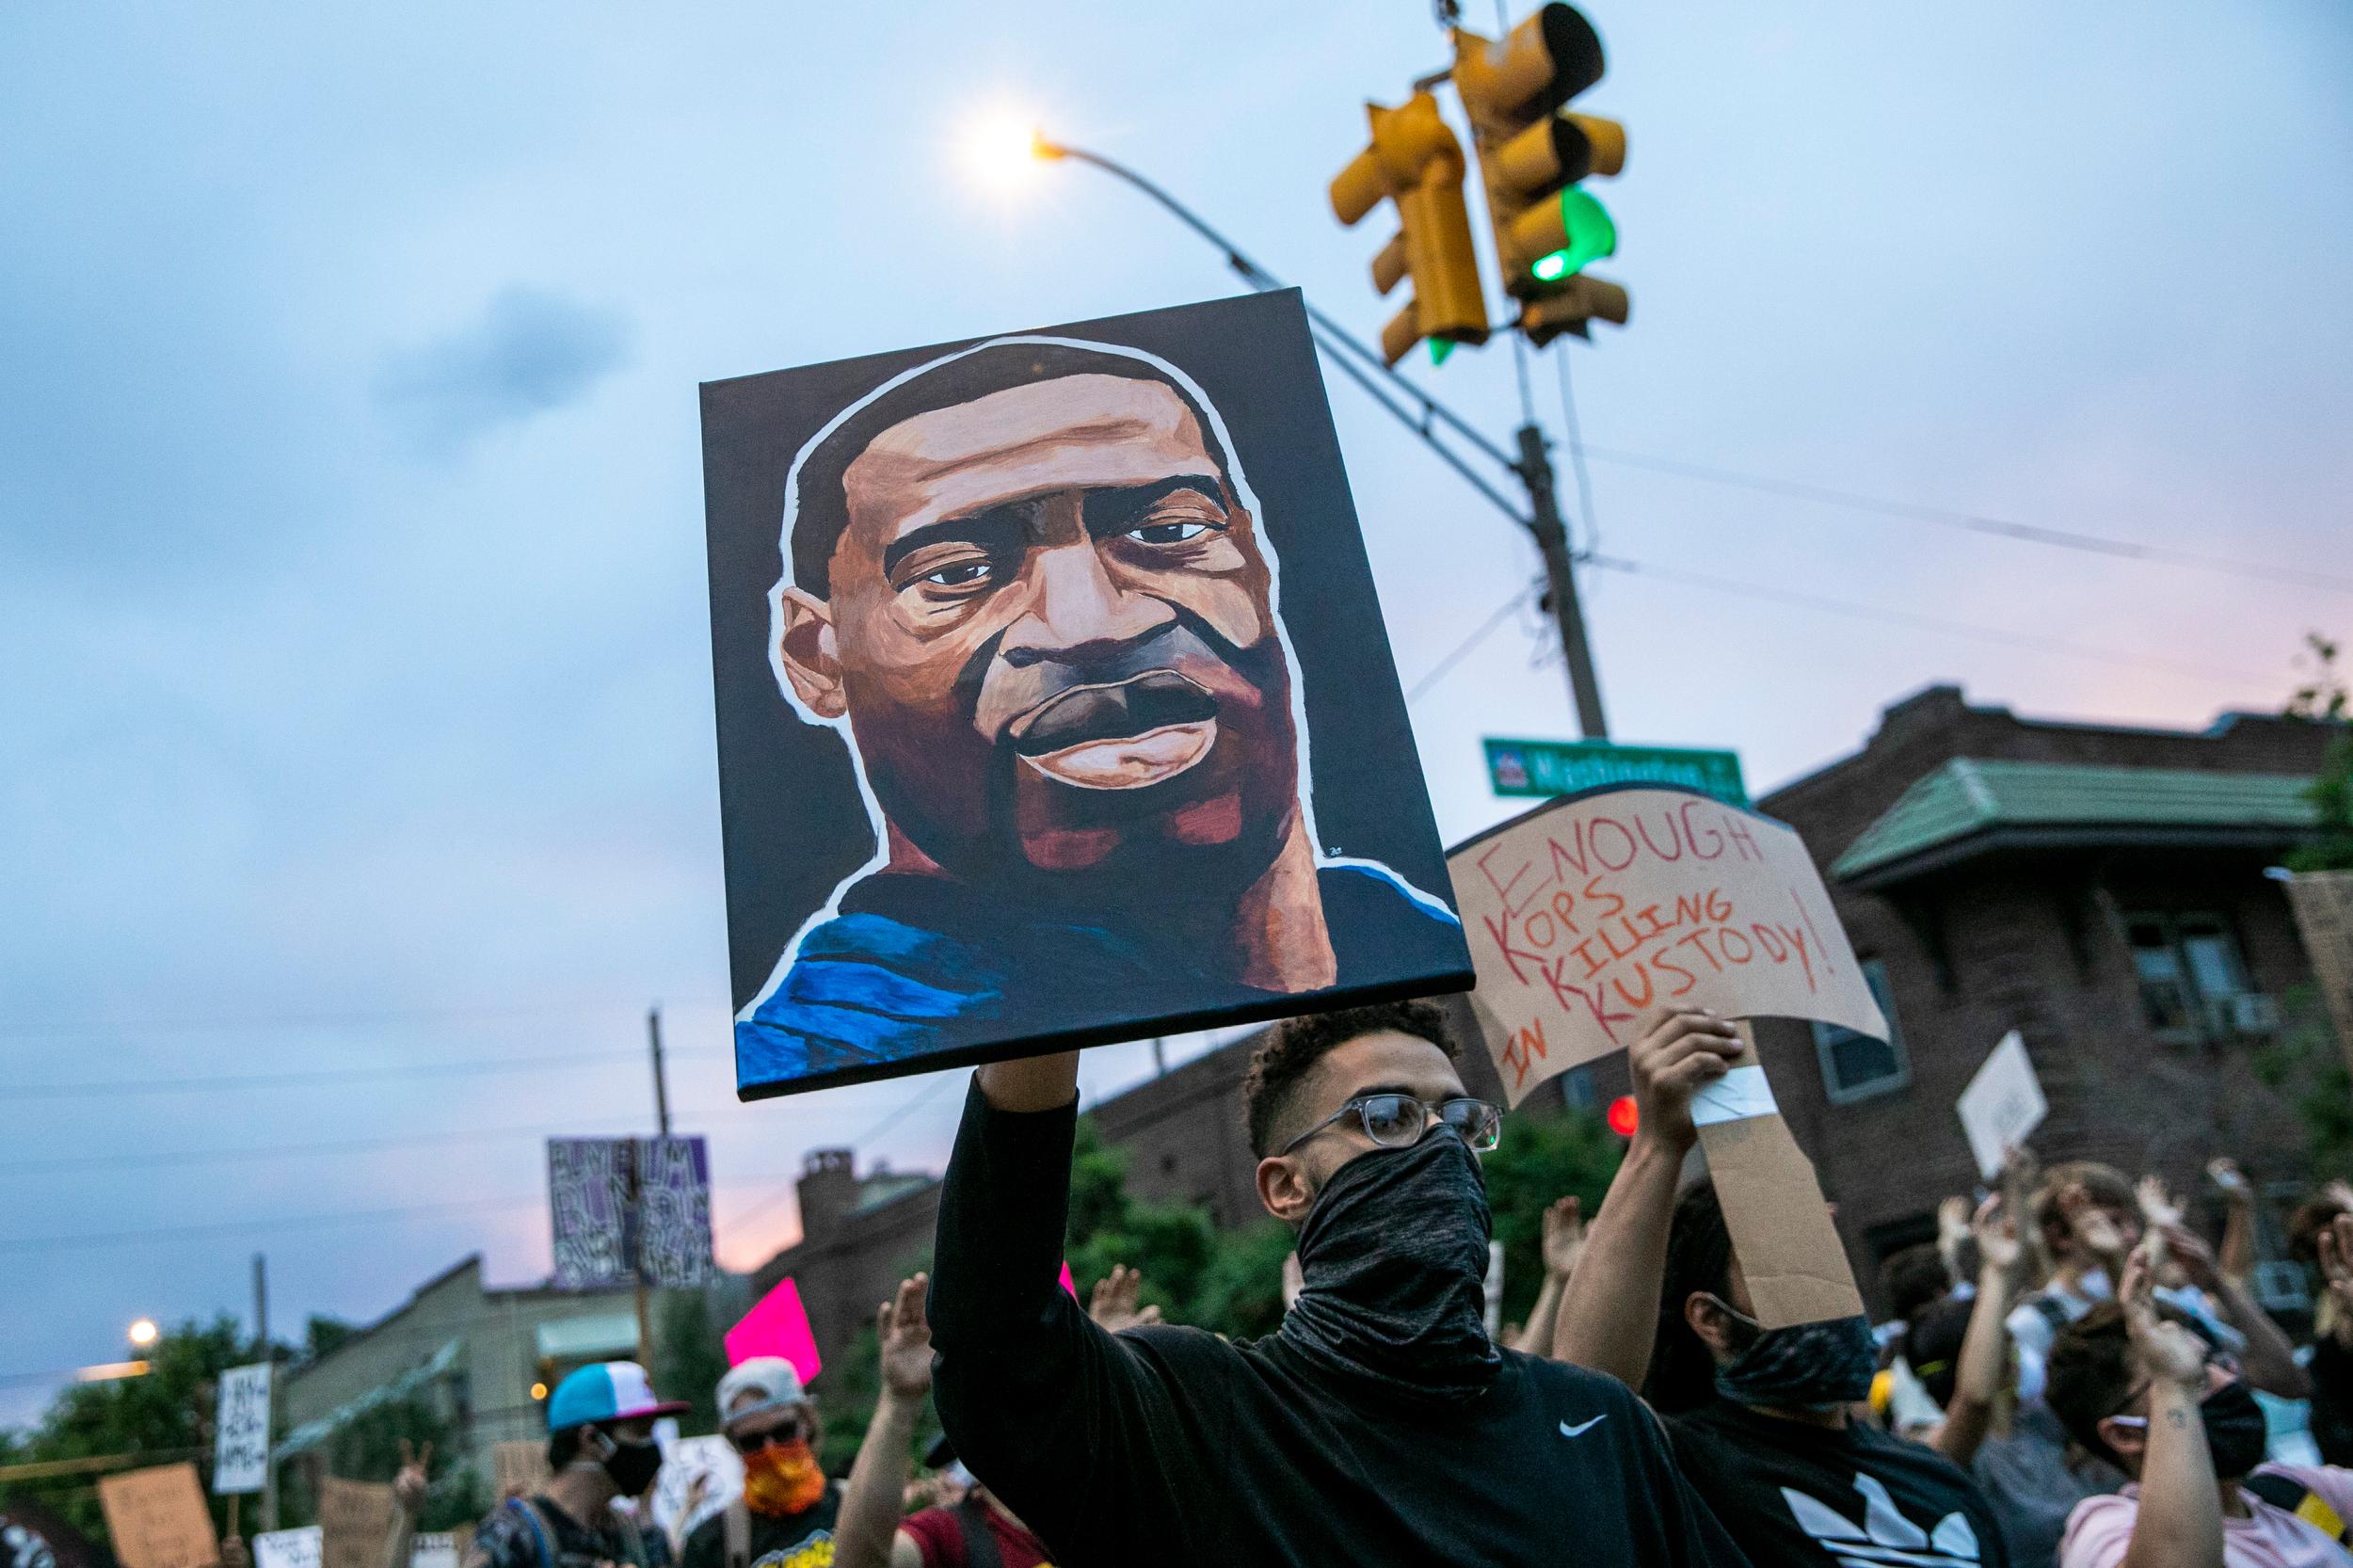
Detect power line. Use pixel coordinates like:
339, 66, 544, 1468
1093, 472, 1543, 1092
1406, 584, 1542, 703
1552, 346, 1601, 559
723, 1074, 961, 1240
0, 1002, 726, 1040
0, 1105, 726, 1177
1570, 442, 2350, 594
0, 1046, 723, 1102
1581, 553, 2272, 685
0, 1171, 807, 1257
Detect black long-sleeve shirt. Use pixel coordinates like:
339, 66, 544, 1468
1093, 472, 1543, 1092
927, 1080, 1750, 1567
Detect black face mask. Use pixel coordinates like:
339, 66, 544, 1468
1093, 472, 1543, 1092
598, 1433, 663, 1497
1705, 1295, 1877, 1412
2201, 1381, 2269, 1480
1278, 1127, 1501, 1408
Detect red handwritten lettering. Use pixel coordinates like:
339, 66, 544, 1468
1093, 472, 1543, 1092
1589, 817, 1639, 871
1584, 875, 1625, 921
1718, 925, 1754, 964
1652, 947, 1699, 997
1724, 812, 1762, 862
1675, 928, 1724, 973
1635, 810, 1686, 861
1681, 798, 1725, 859
1775, 921, 1817, 992
1611, 962, 1657, 1010
1475, 841, 1539, 915
1481, 912, 1553, 986
1750, 923, 1789, 963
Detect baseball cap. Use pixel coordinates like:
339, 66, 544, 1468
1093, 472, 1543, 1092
715, 1356, 809, 1430
546, 1361, 690, 1432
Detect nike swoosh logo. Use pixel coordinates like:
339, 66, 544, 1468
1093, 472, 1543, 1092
1559, 1415, 1609, 1437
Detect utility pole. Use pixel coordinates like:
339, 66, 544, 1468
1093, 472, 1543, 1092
647, 1006, 671, 1138
1516, 424, 1609, 738
254, 1252, 278, 1532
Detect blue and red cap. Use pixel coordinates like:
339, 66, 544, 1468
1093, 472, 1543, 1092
546, 1360, 690, 1433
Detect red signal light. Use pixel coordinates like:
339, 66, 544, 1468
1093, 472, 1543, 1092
1606, 1095, 1639, 1138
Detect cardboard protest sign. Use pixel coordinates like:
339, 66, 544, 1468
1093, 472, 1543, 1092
316, 1479, 394, 1568
1957, 1030, 2047, 1179
96, 1462, 216, 1568
651, 1436, 740, 1546
408, 1532, 469, 1568
2289, 871, 2353, 1075
548, 1136, 713, 1289
2, 1496, 111, 1568
211, 1362, 273, 1495
1449, 785, 1886, 1107
1451, 786, 1882, 1327
725, 1276, 821, 1382
252, 1529, 321, 1568
702, 288, 1472, 1098
490, 1442, 550, 1502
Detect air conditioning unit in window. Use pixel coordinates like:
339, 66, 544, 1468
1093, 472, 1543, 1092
2205, 993, 2282, 1038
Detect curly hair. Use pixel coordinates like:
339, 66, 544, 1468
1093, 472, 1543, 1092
1241, 1000, 1456, 1159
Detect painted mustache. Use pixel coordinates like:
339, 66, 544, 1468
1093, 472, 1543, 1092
1010, 671, 1221, 791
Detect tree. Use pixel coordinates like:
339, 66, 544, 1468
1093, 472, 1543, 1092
1478, 1103, 1625, 1326
652, 1288, 731, 1438
2286, 632, 2353, 875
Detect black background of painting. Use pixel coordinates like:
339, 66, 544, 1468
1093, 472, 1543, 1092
700, 289, 1469, 1097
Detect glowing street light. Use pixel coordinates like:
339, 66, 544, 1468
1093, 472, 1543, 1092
127, 1318, 160, 1350
962, 112, 1054, 190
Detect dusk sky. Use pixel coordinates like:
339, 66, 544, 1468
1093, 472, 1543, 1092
4, 0, 2347, 1424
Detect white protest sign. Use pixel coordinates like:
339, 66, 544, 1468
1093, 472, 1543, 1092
651, 1434, 741, 1545
211, 1363, 273, 1495
1449, 786, 1887, 1105
1956, 1030, 2046, 1179
408, 1533, 466, 1568
253, 1530, 321, 1568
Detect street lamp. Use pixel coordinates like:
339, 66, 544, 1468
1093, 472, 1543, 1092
962, 113, 1053, 190
127, 1318, 159, 1350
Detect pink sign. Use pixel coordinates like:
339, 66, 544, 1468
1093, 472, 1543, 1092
1059, 1261, 1076, 1298
726, 1276, 822, 1384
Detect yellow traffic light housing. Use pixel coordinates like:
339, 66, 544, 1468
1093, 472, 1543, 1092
1331, 91, 1491, 365
1454, 3, 1629, 340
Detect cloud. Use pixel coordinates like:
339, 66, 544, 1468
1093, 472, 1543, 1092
376, 285, 631, 457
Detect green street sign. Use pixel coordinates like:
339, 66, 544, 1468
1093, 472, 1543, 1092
1483, 737, 1749, 806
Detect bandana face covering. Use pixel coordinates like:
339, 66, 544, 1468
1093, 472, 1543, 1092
741, 1438, 826, 1516
1705, 1295, 1877, 1412
1278, 1127, 1502, 1408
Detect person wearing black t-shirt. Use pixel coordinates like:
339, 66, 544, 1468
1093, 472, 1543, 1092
678, 1357, 856, 1568
927, 1000, 1750, 1566
1554, 1007, 2009, 1567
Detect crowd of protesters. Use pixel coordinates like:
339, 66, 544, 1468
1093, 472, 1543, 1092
247, 1000, 2353, 1566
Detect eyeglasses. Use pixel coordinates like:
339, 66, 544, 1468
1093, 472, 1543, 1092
728, 1423, 808, 1456
1277, 1093, 1502, 1157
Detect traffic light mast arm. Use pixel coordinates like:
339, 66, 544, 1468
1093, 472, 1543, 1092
1037, 136, 1523, 491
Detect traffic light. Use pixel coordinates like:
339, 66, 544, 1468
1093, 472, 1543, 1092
1330, 90, 1491, 366
1452, 2, 1629, 344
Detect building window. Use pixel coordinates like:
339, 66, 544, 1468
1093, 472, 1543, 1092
2125, 912, 2251, 1042
1814, 958, 1909, 1103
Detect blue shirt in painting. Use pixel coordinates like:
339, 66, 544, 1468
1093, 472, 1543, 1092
735, 862, 1464, 1086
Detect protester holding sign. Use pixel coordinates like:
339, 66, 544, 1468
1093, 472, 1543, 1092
675, 1357, 847, 1568
1553, 1005, 2010, 1565
927, 1000, 1747, 1565
465, 1363, 680, 1568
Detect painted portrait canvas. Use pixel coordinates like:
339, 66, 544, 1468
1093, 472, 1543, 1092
702, 289, 1472, 1098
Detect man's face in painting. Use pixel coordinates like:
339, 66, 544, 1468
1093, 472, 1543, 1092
778, 372, 1302, 893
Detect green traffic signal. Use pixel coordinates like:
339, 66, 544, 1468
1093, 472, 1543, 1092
1532, 186, 1616, 282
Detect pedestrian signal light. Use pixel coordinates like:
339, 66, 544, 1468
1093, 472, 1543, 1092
1453, 3, 1628, 340
1330, 90, 1491, 366
1606, 1095, 1639, 1138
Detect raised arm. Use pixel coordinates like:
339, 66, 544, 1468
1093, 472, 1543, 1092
928, 1060, 1169, 1545
1513, 1197, 1583, 1356
1551, 1008, 1743, 1384
2155, 1216, 2311, 1400
835, 1276, 931, 1568
2114, 1250, 2223, 1568
1933, 1194, 2024, 1466
385, 1439, 429, 1568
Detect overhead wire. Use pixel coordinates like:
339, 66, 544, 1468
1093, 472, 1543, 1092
0, 1046, 723, 1102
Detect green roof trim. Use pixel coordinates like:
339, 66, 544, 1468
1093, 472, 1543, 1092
1832, 759, 2318, 882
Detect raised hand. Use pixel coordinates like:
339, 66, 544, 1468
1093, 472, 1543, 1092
2120, 1244, 2207, 1388
2060, 1182, 2130, 1270
2137, 1175, 2185, 1232
2316, 1215, 2353, 1345
394, 1438, 432, 1516
877, 1272, 934, 1401
1627, 1007, 1745, 1152
2155, 1221, 2222, 1291
1971, 1193, 2024, 1279
1541, 1195, 1586, 1279
1087, 1265, 1162, 1335
2206, 1157, 2249, 1201
219, 1538, 250, 1568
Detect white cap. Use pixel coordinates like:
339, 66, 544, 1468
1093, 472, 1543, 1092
716, 1356, 808, 1430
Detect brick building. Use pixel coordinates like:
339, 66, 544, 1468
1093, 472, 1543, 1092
1746, 684, 2332, 1298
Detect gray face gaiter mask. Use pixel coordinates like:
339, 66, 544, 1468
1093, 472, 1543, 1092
1278, 1128, 1502, 1408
